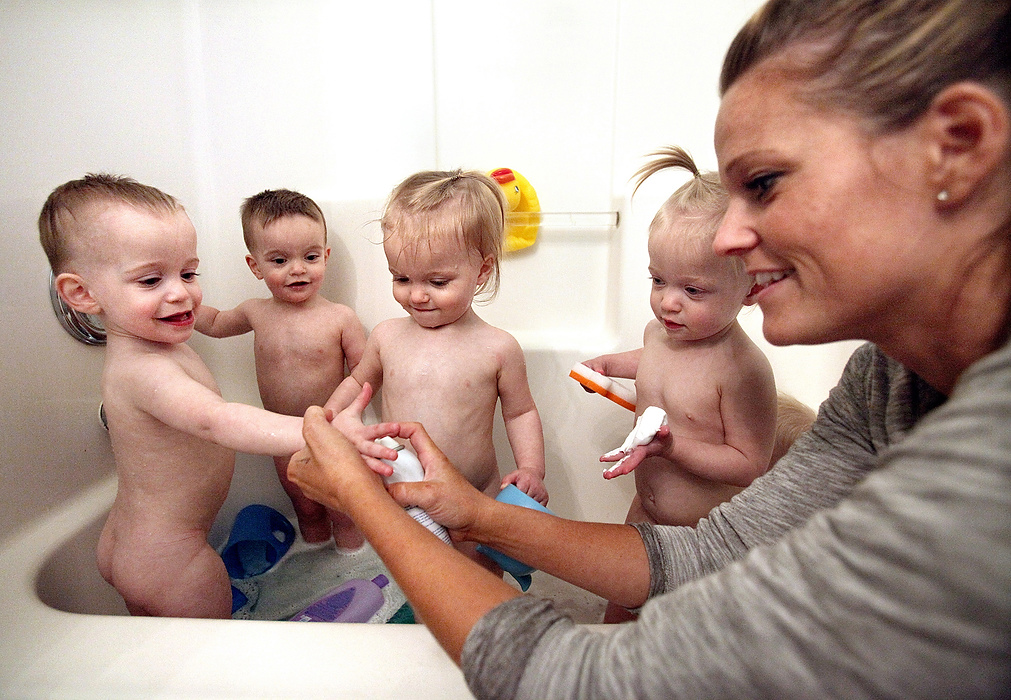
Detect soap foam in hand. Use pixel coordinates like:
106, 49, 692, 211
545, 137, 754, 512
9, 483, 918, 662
602, 406, 668, 473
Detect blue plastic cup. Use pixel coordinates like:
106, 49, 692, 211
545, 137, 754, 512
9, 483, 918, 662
476, 485, 553, 591
220, 504, 296, 579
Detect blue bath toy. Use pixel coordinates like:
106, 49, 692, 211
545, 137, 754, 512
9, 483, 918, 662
230, 585, 248, 614
221, 504, 296, 579
476, 485, 554, 591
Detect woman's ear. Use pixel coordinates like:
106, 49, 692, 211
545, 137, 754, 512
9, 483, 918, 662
55, 272, 102, 315
925, 82, 1010, 205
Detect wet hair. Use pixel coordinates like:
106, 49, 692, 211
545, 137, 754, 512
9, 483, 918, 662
39, 173, 182, 273
633, 146, 745, 276
240, 188, 328, 252
720, 0, 1011, 132
381, 169, 505, 300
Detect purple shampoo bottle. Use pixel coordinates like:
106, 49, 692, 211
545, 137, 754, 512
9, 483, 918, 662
291, 574, 389, 623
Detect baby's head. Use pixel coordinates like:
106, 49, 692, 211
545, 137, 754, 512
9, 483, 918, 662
240, 189, 329, 304
635, 147, 754, 341
40, 173, 185, 275
381, 170, 505, 302
39, 173, 201, 344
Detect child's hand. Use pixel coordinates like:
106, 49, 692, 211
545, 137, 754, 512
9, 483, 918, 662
600, 425, 672, 480
328, 382, 399, 476
500, 469, 549, 505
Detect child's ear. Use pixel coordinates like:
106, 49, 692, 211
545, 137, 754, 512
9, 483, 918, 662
245, 254, 264, 280
55, 272, 102, 315
477, 254, 495, 284
323, 247, 331, 264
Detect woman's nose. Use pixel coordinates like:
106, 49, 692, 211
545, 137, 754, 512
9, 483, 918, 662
713, 199, 760, 258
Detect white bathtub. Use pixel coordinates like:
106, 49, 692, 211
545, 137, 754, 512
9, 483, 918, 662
0, 203, 642, 698
0, 194, 855, 697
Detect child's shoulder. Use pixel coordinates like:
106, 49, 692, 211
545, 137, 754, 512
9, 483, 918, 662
105, 339, 206, 388
369, 315, 414, 340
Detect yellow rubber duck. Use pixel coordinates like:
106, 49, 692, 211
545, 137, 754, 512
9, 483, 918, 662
489, 167, 540, 252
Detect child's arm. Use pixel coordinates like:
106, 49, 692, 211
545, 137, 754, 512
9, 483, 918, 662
195, 301, 254, 338
336, 306, 367, 373
608, 363, 777, 485
581, 348, 641, 380
128, 353, 305, 455
325, 336, 383, 414
496, 337, 548, 504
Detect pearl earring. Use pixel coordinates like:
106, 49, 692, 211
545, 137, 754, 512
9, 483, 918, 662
937, 190, 950, 202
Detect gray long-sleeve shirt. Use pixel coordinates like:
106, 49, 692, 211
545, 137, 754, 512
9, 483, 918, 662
462, 342, 1010, 698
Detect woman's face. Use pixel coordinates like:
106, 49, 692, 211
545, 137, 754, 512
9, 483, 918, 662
713, 61, 935, 348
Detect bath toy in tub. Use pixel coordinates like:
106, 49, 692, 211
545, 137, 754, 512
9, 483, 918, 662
489, 167, 540, 252
291, 574, 390, 623
476, 485, 555, 591
569, 362, 637, 411
602, 406, 668, 474
220, 504, 296, 579
378, 437, 453, 545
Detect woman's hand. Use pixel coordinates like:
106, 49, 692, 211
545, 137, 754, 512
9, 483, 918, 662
384, 421, 493, 538
289, 405, 389, 514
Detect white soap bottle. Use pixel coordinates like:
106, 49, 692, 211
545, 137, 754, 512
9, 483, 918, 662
378, 437, 453, 546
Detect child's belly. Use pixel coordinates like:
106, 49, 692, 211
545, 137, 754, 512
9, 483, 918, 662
633, 456, 743, 526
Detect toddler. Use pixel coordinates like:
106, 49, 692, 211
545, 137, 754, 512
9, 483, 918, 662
326, 169, 547, 569
196, 189, 367, 549
584, 147, 777, 620
39, 174, 387, 618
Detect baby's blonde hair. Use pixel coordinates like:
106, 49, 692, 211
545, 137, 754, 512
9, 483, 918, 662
39, 173, 182, 274
381, 170, 505, 300
240, 188, 327, 252
633, 146, 745, 276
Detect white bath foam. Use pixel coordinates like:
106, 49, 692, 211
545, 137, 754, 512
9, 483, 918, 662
232, 538, 406, 623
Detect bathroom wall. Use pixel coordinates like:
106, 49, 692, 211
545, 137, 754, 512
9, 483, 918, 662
0, 0, 861, 540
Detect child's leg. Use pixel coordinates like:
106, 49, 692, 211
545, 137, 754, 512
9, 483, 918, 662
603, 494, 656, 624
329, 508, 365, 551
274, 454, 332, 543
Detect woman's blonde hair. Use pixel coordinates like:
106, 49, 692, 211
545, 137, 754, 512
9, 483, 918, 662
720, 0, 1010, 132
381, 170, 505, 300
633, 146, 744, 275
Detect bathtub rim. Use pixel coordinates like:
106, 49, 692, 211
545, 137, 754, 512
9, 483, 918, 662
0, 474, 475, 699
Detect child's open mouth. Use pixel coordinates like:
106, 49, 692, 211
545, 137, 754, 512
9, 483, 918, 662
160, 311, 193, 326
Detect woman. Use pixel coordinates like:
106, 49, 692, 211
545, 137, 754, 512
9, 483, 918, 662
289, 0, 1010, 696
